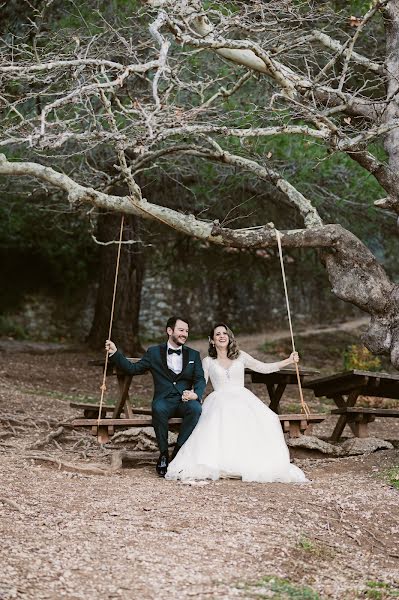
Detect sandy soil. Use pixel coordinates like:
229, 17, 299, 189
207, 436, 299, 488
1, 327, 399, 600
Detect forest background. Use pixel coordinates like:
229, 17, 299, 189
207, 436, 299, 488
1, 0, 398, 358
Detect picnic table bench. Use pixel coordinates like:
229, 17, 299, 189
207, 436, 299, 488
67, 361, 325, 442
303, 370, 399, 440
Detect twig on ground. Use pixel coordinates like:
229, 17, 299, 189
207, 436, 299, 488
1, 414, 57, 429
26, 452, 111, 476
0, 496, 25, 513
52, 439, 63, 451
36, 418, 59, 427
27, 426, 65, 450
313, 536, 338, 548
2, 420, 18, 435
71, 438, 86, 450
346, 531, 362, 546
363, 527, 386, 547
0, 441, 17, 448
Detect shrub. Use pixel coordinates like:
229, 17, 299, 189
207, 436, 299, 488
343, 345, 381, 372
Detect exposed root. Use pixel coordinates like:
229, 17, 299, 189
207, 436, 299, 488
27, 426, 65, 450
26, 453, 111, 476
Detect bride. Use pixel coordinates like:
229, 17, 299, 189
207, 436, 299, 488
166, 323, 308, 483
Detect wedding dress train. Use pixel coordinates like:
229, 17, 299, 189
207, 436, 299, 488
165, 351, 308, 483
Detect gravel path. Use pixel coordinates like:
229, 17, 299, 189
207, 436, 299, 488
1, 321, 398, 600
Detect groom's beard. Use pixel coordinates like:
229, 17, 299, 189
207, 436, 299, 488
170, 333, 186, 347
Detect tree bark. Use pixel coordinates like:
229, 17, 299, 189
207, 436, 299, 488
383, 2, 399, 202
87, 212, 145, 356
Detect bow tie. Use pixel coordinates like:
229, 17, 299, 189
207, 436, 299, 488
168, 348, 182, 355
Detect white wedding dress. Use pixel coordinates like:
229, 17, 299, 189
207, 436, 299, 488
165, 351, 308, 483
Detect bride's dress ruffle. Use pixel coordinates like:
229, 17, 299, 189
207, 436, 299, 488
165, 352, 308, 483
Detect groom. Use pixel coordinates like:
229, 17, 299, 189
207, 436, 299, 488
106, 316, 206, 477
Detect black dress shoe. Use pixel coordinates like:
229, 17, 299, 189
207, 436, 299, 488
170, 444, 182, 461
156, 453, 169, 477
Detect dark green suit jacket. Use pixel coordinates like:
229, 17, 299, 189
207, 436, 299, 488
109, 343, 206, 403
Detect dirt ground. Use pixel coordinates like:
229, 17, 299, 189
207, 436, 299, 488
1, 327, 399, 600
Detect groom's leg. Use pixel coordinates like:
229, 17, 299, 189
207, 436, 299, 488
175, 400, 202, 447
152, 397, 179, 454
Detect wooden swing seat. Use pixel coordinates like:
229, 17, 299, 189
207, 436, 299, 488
65, 410, 325, 443
69, 401, 151, 418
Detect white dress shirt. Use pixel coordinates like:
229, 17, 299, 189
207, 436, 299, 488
167, 342, 183, 374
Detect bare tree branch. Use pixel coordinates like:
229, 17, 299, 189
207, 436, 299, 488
151, 2, 388, 120
311, 30, 384, 75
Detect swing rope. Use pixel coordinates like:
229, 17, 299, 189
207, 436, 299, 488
275, 229, 310, 417
97, 214, 125, 426
95, 216, 309, 423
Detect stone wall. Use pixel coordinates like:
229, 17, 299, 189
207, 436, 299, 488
0, 258, 362, 343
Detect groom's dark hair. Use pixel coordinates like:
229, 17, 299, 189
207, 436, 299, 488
166, 316, 190, 331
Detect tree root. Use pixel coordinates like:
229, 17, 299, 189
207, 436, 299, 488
27, 426, 65, 450
1, 414, 58, 428
26, 453, 111, 476
110, 449, 155, 471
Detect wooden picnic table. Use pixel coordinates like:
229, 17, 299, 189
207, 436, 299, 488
67, 361, 324, 442
246, 366, 320, 414
87, 358, 138, 419
303, 370, 399, 440
246, 366, 325, 437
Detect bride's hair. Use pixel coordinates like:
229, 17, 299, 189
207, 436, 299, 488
208, 323, 240, 359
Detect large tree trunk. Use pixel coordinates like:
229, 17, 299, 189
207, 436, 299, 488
385, 1, 399, 174
87, 212, 145, 356
320, 228, 398, 368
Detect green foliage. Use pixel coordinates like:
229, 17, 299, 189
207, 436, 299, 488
203, 1, 241, 14
0, 189, 97, 312
382, 467, 399, 491
297, 536, 334, 559
0, 315, 28, 339
52, 0, 142, 33
261, 330, 394, 374
260, 341, 279, 354
343, 344, 382, 371
340, 0, 376, 13
1, 0, 397, 346
362, 581, 399, 599
285, 402, 303, 413
241, 575, 321, 599
297, 537, 317, 552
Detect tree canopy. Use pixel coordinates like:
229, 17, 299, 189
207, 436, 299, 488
1, 0, 399, 364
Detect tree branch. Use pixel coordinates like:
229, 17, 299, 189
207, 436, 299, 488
154, 5, 385, 120
0, 58, 160, 74
0, 152, 325, 243
311, 30, 384, 75
130, 139, 323, 227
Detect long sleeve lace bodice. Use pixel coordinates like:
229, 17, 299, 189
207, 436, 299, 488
202, 351, 280, 391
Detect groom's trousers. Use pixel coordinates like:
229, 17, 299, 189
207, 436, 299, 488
152, 396, 202, 454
